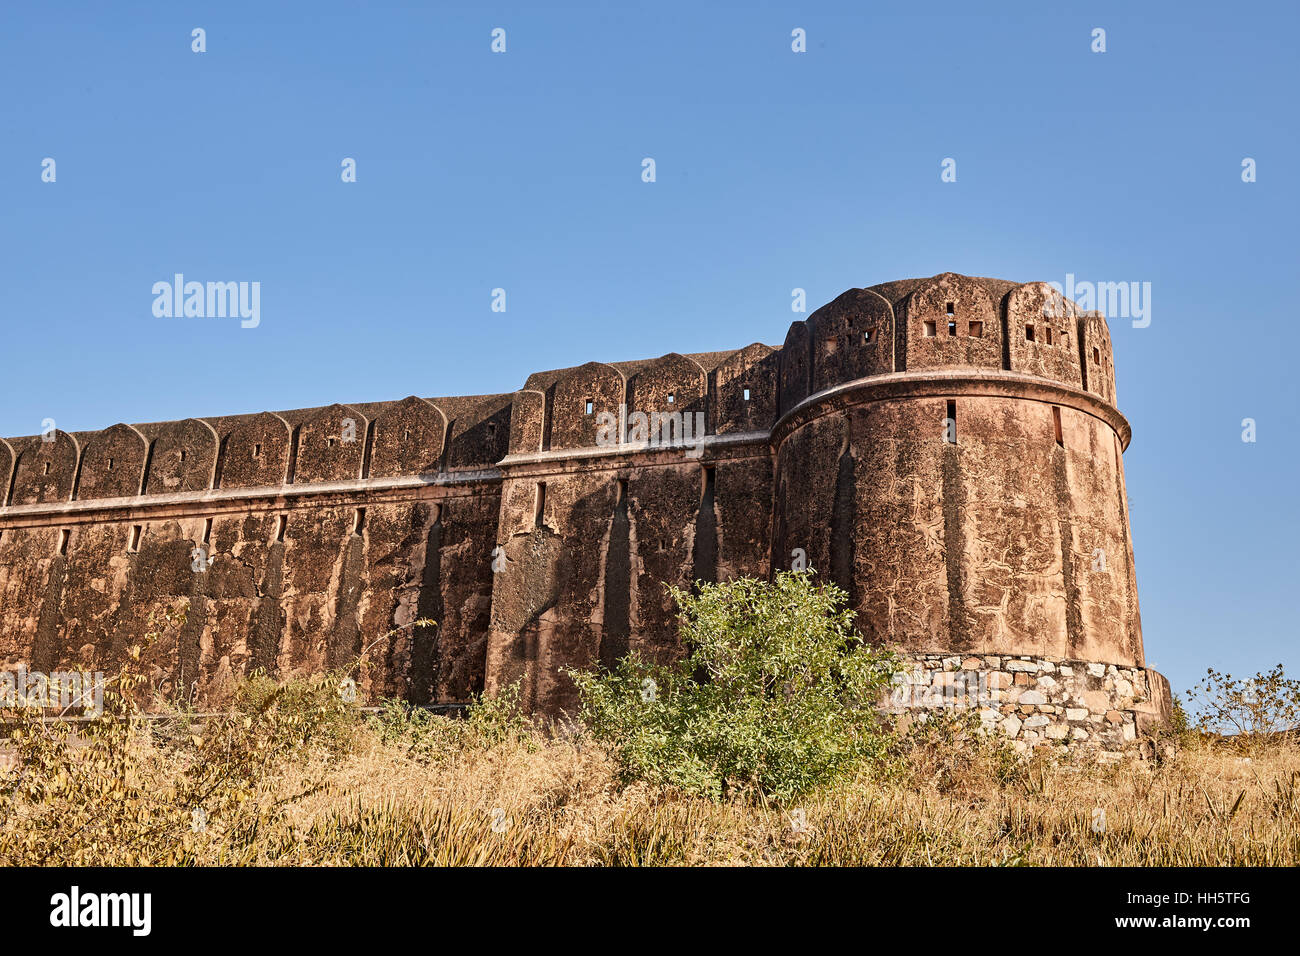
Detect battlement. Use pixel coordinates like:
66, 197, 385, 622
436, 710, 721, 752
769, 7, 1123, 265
0, 274, 1120, 505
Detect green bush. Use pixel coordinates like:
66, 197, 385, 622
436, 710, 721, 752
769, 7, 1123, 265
570, 571, 899, 801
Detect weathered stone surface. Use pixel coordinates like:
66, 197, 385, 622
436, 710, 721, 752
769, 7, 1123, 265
0, 273, 1169, 749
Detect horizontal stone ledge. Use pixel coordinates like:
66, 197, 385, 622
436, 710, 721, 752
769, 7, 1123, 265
772, 369, 1131, 450
0, 468, 502, 528
498, 429, 771, 473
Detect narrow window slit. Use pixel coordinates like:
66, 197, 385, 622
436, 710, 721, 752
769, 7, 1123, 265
202, 517, 213, 544
128, 525, 142, 552
945, 400, 957, 445
1052, 406, 1064, 447
274, 514, 287, 543
353, 507, 366, 535
742, 388, 751, 401
1026, 325, 1035, 342
534, 482, 547, 528
57, 528, 71, 556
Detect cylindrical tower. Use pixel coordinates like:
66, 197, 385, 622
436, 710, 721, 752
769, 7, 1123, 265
772, 273, 1169, 756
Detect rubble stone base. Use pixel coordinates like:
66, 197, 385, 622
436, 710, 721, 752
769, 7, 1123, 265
885, 653, 1173, 761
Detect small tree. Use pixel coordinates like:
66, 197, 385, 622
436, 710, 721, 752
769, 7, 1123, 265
1184, 664, 1300, 740
569, 571, 898, 801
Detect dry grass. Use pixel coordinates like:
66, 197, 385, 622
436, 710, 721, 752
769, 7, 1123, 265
4, 701, 1298, 866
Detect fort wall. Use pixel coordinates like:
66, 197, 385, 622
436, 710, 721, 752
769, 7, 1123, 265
0, 274, 1168, 752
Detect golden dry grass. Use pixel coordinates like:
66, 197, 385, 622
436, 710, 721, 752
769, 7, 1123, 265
199, 722, 1300, 866
4, 703, 1298, 866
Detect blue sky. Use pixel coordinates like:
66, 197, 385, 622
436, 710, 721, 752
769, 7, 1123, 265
1, 1, 1295, 697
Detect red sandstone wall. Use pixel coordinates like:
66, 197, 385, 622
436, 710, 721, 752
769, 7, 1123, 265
0, 274, 1146, 718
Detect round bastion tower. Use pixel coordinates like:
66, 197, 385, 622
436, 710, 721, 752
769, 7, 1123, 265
771, 273, 1170, 755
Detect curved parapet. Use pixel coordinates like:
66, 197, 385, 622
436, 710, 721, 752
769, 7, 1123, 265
507, 390, 546, 456
1005, 282, 1084, 389
808, 288, 895, 393
896, 273, 1000, 372
9, 430, 80, 505
442, 395, 514, 468
548, 362, 625, 450
216, 412, 291, 489
145, 418, 219, 494
368, 396, 447, 478
1081, 311, 1117, 405
711, 343, 778, 435
294, 403, 368, 483
777, 321, 811, 415
626, 353, 707, 437
0, 438, 14, 506
75, 423, 148, 500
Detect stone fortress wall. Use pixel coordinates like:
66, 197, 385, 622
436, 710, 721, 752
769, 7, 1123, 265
0, 273, 1170, 751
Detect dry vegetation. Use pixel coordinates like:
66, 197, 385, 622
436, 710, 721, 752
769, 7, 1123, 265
2, 683, 1297, 866
3, 599, 1297, 866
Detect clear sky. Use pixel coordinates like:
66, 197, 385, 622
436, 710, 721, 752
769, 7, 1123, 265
1, 1, 1295, 698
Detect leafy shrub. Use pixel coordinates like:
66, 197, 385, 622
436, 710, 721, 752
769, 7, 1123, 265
569, 571, 898, 801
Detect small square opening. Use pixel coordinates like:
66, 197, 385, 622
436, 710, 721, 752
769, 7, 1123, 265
968, 320, 983, 338
1025, 325, 1035, 342
923, 320, 937, 337
945, 302, 955, 315
863, 327, 876, 345
667, 394, 675, 405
